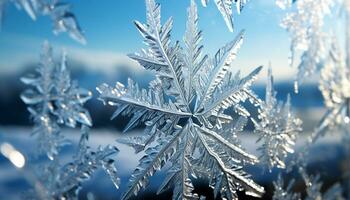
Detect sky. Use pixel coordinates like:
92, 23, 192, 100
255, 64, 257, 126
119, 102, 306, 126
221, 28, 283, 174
0, 0, 298, 82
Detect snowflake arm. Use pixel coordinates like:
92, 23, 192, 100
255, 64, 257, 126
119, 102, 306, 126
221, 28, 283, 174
21, 41, 63, 159
48, 126, 120, 198
273, 169, 345, 200
197, 66, 262, 118
196, 126, 265, 199
157, 128, 199, 200
313, 25, 350, 143
195, 124, 258, 164
14, 0, 36, 19
121, 125, 184, 200
277, 0, 334, 84
253, 67, 302, 170
201, 0, 249, 32
129, 0, 189, 110
272, 175, 300, 200
195, 30, 245, 112
183, 0, 208, 103
300, 166, 345, 200
54, 52, 92, 127
97, 79, 191, 133
0, 0, 85, 44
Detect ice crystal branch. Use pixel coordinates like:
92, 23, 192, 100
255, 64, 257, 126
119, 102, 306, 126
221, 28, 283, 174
21, 42, 119, 199
273, 167, 345, 200
312, 9, 350, 143
276, 0, 334, 84
200, 0, 249, 32
272, 175, 300, 200
21, 41, 92, 158
0, 0, 85, 44
98, 0, 264, 199
253, 67, 302, 170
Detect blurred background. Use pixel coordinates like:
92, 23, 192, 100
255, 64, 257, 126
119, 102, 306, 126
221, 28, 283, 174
0, 0, 347, 199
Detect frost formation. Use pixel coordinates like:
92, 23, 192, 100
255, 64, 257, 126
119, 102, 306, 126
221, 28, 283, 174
272, 175, 300, 200
276, 0, 334, 84
98, 0, 265, 199
273, 166, 345, 200
21, 41, 119, 199
313, 6, 350, 143
253, 67, 302, 171
0, 0, 85, 44
200, 0, 248, 32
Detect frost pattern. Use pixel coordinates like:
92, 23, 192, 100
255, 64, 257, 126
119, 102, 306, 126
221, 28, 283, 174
21, 42, 119, 199
313, 8, 350, 143
98, 0, 264, 199
0, 0, 85, 44
253, 67, 302, 171
200, 0, 248, 32
277, 0, 334, 84
272, 175, 300, 200
273, 167, 345, 200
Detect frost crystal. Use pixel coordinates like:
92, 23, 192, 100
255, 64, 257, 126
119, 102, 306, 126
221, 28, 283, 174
21, 42, 119, 199
314, 10, 350, 142
253, 67, 302, 170
274, 160, 345, 200
277, 0, 334, 83
200, 0, 248, 32
272, 175, 300, 200
0, 0, 85, 44
98, 0, 264, 199
21, 41, 92, 158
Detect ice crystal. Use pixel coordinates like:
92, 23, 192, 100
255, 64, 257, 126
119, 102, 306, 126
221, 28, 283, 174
272, 175, 300, 200
200, 0, 248, 32
277, 0, 334, 84
21, 42, 119, 199
34, 126, 120, 200
253, 67, 302, 170
0, 0, 85, 44
21, 41, 92, 158
302, 173, 344, 200
274, 159, 345, 200
314, 11, 350, 142
98, 0, 264, 199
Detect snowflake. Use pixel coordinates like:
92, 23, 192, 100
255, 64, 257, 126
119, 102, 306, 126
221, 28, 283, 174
21, 41, 92, 158
98, 0, 265, 199
200, 0, 248, 32
21, 41, 119, 199
0, 0, 85, 44
253, 67, 302, 171
276, 0, 334, 86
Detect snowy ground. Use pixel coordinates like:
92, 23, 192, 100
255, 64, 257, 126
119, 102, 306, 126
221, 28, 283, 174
0, 125, 347, 199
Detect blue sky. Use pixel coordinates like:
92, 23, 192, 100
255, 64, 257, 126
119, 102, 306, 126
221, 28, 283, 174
0, 0, 297, 82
